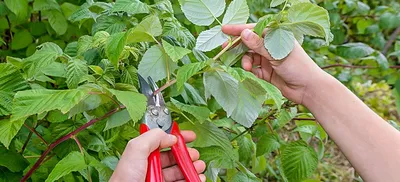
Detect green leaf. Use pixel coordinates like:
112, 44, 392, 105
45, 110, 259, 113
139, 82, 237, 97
66, 59, 88, 89
181, 83, 207, 105
281, 141, 318, 182
336, 43, 374, 59
47, 110, 69, 123
86, 154, 113, 182
179, 0, 225, 26
231, 83, 264, 128
126, 15, 162, 43
0, 145, 29, 172
44, 10, 68, 35
163, 20, 195, 48
287, 3, 332, 43
231, 172, 259, 182
254, 15, 273, 37
196, 26, 228, 52
222, 0, 249, 25
256, 134, 281, 156
104, 109, 131, 131
92, 15, 126, 35
138, 45, 178, 82
197, 146, 238, 168
121, 66, 138, 87
274, 107, 297, 129
220, 43, 248, 66
162, 39, 191, 62
176, 61, 208, 91
68, 3, 97, 23
111, 0, 149, 14
11, 87, 91, 121
23, 42, 63, 79
237, 134, 253, 162
180, 121, 234, 154
46, 151, 87, 182
0, 118, 25, 148
270, 0, 285, 7
0, 63, 28, 93
11, 30, 33, 50
171, 98, 210, 123
204, 70, 238, 116
379, 12, 400, 29
264, 28, 295, 60
105, 32, 127, 67
108, 89, 147, 123
77, 35, 93, 55
42, 62, 67, 78
33, 0, 60, 11
4, 0, 28, 20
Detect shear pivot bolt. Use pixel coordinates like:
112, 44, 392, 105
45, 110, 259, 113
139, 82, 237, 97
151, 109, 159, 116
163, 108, 169, 115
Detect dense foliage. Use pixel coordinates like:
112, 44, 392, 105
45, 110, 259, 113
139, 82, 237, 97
0, 0, 399, 181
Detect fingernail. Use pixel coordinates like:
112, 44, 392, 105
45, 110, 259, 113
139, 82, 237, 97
200, 175, 206, 182
242, 29, 252, 40
168, 134, 177, 143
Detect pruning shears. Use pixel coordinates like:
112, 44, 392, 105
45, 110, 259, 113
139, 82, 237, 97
138, 74, 201, 182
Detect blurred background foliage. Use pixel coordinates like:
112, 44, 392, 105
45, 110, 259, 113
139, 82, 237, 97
0, 0, 399, 181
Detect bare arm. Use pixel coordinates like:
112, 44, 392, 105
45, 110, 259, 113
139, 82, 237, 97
222, 24, 400, 181
304, 71, 400, 181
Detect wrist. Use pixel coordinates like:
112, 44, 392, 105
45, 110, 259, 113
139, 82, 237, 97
302, 70, 336, 109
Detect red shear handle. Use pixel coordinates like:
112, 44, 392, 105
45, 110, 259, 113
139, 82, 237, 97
140, 124, 163, 182
170, 121, 201, 182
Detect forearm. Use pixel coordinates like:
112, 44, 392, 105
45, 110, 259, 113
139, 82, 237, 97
303, 71, 400, 181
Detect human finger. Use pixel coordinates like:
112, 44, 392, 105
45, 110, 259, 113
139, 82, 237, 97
162, 160, 206, 182
180, 130, 196, 143
126, 128, 177, 160
222, 24, 256, 36
160, 148, 200, 168
241, 29, 273, 60
242, 53, 253, 71
175, 174, 207, 182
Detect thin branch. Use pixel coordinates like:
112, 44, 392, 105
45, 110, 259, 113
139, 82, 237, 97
21, 106, 124, 182
382, 27, 400, 55
23, 123, 48, 146
292, 117, 316, 121
321, 64, 400, 69
153, 79, 177, 96
213, 37, 242, 61
72, 136, 84, 155
72, 136, 92, 182
20, 131, 33, 153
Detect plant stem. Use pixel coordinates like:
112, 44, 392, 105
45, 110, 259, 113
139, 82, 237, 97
20, 131, 33, 154
382, 27, 400, 54
23, 123, 48, 146
292, 117, 316, 121
153, 79, 177, 95
24, 155, 42, 158
212, 37, 242, 61
72, 136, 92, 182
230, 124, 256, 141
72, 136, 84, 155
20, 106, 124, 182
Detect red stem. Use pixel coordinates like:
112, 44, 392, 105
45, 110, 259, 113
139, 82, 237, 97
23, 123, 48, 145
20, 106, 124, 182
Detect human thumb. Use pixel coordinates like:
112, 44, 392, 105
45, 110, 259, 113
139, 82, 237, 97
241, 29, 273, 60
127, 128, 177, 159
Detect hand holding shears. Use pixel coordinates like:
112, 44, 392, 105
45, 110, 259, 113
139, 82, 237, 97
110, 74, 206, 182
